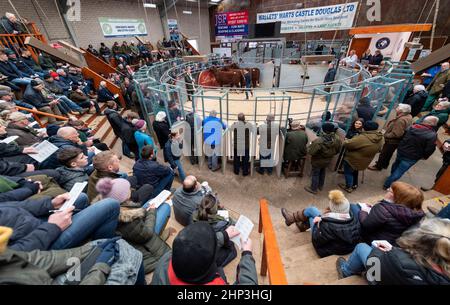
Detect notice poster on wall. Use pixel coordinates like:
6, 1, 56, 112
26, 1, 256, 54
256, 2, 358, 33
99, 17, 147, 38
215, 10, 249, 37
168, 19, 180, 41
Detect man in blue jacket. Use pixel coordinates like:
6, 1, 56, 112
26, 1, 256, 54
0, 48, 33, 86
203, 110, 226, 171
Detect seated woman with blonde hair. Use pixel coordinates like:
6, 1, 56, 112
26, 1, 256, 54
336, 217, 450, 284
281, 190, 361, 257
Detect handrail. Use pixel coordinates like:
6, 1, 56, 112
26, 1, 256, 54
258, 198, 288, 285
81, 67, 126, 108
0, 33, 46, 63
16, 106, 68, 127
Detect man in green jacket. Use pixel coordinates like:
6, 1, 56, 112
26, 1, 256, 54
0, 228, 116, 285
417, 100, 450, 130
305, 122, 342, 194
151, 222, 258, 285
422, 62, 450, 111
283, 121, 308, 163
339, 121, 384, 193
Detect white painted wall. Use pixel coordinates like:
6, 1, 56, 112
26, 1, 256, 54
354, 32, 412, 61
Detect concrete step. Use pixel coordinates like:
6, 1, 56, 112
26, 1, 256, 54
281, 243, 319, 268
276, 226, 312, 250
285, 254, 344, 284
327, 275, 367, 285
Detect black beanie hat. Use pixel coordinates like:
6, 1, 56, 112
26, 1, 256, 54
322, 122, 335, 133
30, 79, 40, 87
172, 222, 218, 284
363, 120, 379, 131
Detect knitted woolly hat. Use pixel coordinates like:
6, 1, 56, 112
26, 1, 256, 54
328, 190, 350, 214
172, 222, 218, 284
322, 122, 335, 133
134, 119, 146, 130
363, 120, 379, 131
96, 178, 131, 204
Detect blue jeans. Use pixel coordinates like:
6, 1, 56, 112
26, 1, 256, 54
174, 159, 186, 182
304, 206, 321, 232
57, 95, 83, 112
151, 172, 175, 198
50, 198, 120, 250
207, 144, 220, 171
383, 156, 418, 189
343, 160, 358, 188
142, 202, 171, 235
87, 151, 95, 165
11, 77, 32, 86
339, 243, 373, 277
437, 204, 450, 219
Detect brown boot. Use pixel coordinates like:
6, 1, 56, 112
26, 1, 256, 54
295, 221, 310, 232
281, 208, 307, 226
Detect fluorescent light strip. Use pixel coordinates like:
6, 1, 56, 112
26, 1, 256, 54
182, 10, 193, 14
143, 3, 157, 8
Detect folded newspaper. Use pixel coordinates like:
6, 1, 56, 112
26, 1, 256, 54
28, 140, 58, 163
230, 215, 254, 249
59, 182, 88, 211
146, 190, 172, 209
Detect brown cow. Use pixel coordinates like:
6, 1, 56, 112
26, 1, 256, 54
227, 63, 260, 87
210, 67, 243, 88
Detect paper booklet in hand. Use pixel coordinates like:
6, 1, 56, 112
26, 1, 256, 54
358, 202, 372, 213
28, 140, 58, 163
146, 190, 172, 209
230, 215, 254, 249
59, 182, 88, 211
0, 136, 18, 144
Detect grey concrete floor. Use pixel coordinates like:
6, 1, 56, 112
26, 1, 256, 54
177, 148, 444, 226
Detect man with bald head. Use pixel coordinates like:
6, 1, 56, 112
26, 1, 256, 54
40, 126, 93, 169
172, 175, 213, 226
383, 116, 438, 189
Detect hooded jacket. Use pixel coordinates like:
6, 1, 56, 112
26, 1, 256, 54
308, 131, 342, 168
367, 247, 450, 285
150, 232, 258, 285
133, 159, 171, 188
0, 244, 110, 285
404, 90, 428, 117
312, 210, 361, 258
344, 131, 384, 171
115, 206, 170, 273
55, 166, 89, 192
0, 160, 26, 176
0, 197, 61, 251
359, 200, 424, 245
6, 123, 41, 147
397, 124, 436, 161
172, 187, 205, 226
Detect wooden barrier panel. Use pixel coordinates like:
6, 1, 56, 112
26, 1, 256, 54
258, 198, 288, 285
24, 36, 84, 67
433, 166, 450, 195
81, 48, 121, 76
81, 67, 126, 108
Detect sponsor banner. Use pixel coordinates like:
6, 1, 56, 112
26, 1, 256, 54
256, 2, 358, 33
215, 10, 249, 37
168, 19, 180, 41
99, 17, 147, 38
